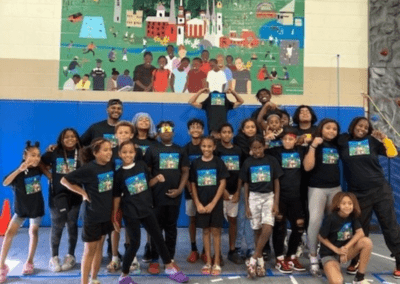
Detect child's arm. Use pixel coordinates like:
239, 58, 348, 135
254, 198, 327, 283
257, 102, 277, 130
188, 88, 209, 109
191, 182, 206, 213
170, 73, 175, 93
165, 166, 189, 198
112, 197, 121, 232
228, 89, 244, 109
303, 137, 323, 171
342, 228, 365, 252
272, 178, 280, 216
60, 177, 90, 201
204, 178, 226, 213
3, 159, 36, 186
244, 181, 251, 218
231, 179, 242, 203
182, 75, 189, 93
317, 234, 342, 255
38, 162, 52, 180
149, 174, 165, 187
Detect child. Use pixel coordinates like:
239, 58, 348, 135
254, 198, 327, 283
268, 127, 306, 273
76, 74, 91, 90
337, 117, 400, 277
216, 123, 244, 265
184, 57, 207, 93
318, 192, 372, 284
233, 118, 259, 157
188, 88, 244, 137
251, 88, 272, 120
61, 138, 114, 284
303, 118, 342, 277
199, 50, 211, 74
280, 109, 291, 127
184, 118, 205, 263
190, 137, 229, 276
239, 135, 283, 278
171, 57, 190, 93
41, 129, 82, 272
133, 52, 156, 92
113, 140, 189, 284
206, 59, 228, 93
259, 111, 284, 149
0, 142, 44, 282
144, 121, 190, 274
152, 56, 171, 92
106, 68, 119, 91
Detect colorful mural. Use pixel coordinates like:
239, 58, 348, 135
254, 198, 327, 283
59, 0, 305, 95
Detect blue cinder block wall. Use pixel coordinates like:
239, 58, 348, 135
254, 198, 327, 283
2, 100, 395, 227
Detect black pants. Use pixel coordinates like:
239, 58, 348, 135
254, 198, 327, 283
83, 49, 95, 56
50, 204, 80, 257
273, 198, 305, 257
150, 205, 180, 260
356, 182, 400, 258
123, 214, 172, 274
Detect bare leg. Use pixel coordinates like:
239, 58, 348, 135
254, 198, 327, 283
323, 260, 343, 284
211, 228, 222, 265
346, 237, 373, 274
189, 217, 196, 244
0, 221, 20, 268
91, 236, 106, 280
81, 241, 98, 284
202, 228, 211, 265
228, 217, 237, 251
111, 231, 120, 257
253, 224, 272, 259
26, 225, 39, 264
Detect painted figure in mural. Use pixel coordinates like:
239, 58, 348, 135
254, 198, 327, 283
76, 74, 91, 91
165, 45, 177, 73
216, 54, 233, 91
171, 57, 190, 93
184, 57, 207, 93
226, 55, 237, 72
200, 50, 212, 74
63, 74, 81, 91
207, 59, 228, 93
108, 48, 117, 62
232, 58, 251, 95
117, 70, 134, 90
109, 26, 118, 37
106, 68, 119, 91
172, 45, 190, 74
152, 56, 171, 93
82, 42, 96, 56
63, 56, 81, 77
133, 52, 156, 92
278, 67, 290, 80
142, 37, 147, 50
67, 40, 74, 57
122, 48, 128, 62
91, 59, 106, 91
286, 44, 293, 65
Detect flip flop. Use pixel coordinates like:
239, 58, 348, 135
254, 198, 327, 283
168, 271, 189, 283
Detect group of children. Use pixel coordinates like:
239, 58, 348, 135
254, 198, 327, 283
1, 92, 400, 284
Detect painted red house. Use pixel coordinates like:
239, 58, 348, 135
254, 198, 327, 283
220, 29, 259, 48
145, 2, 177, 42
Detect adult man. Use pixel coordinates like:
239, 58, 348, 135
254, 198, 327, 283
80, 99, 123, 148
91, 59, 107, 91
63, 75, 81, 90
216, 54, 233, 91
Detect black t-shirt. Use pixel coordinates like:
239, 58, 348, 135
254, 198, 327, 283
337, 134, 387, 194
133, 64, 156, 91
144, 142, 190, 206
41, 148, 82, 206
296, 125, 317, 136
215, 144, 243, 194
189, 156, 229, 206
268, 146, 305, 200
239, 155, 283, 193
4, 167, 44, 218
268, 138, 283, 149
183, 141, 203, 200
201, 92, 234, 133
319, 212, 362, 257
80, 120, 117, 148
112, 145, 144, 172
233, 132, 252, 158
308, 141, 340, 188
64, 161, 114, 224
251, 107, 262, 120
132, 137, 157, 157
113, 161, 154, 219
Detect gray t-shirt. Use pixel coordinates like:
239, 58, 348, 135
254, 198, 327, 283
233, 69, 251, 94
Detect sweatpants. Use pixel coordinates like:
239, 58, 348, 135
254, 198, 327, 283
123, 214, 172, 274
50, 204, 80, 257
307, 186, 341, 255
273, 198, 305, 257
150, 205, 180, 260
235, 187, 254, 251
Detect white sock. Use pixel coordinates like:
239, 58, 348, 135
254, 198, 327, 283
249, 257, 257, 265
257, 257, 264, 266
112, 256, 119, 263
310, 256, 318, 265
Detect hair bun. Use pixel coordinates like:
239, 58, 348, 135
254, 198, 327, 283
25, 141, 32, 147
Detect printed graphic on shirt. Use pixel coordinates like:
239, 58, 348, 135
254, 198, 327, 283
221, 155, 240, 171
211, 93, 225, 106
282, 153, 301, 168
138, 145, 149, 155
337, 222, 353, 241
25, 175, 42, 195
125, 173, 148, 195
322, 148, 339, 164
98, 171, 114, 193
269, 140, 283, 148
349, 139, 370, 156
197, 169, 217, 186
159, 153, 179, 169
103, 134, 118, 148
56, 158, 76, 174
250, 165, 271, 183
115, 158, 123, 171
189, 155, 201, 164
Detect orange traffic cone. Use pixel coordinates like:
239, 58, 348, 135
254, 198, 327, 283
0, 199, 11, 236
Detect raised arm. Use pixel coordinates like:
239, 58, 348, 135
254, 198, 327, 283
303, 137, 323, 171
228, 89, 244, 109
188, 88, 209, 109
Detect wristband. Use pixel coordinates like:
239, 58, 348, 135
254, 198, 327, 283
310, 145, 317, 149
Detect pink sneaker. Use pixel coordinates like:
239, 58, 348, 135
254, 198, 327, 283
0, 264, 9, 284
22, 262, 34, 275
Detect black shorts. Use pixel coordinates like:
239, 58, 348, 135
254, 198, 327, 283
196, 201, 223, 229
279, 197, 304, 222
82, 220, 114, 243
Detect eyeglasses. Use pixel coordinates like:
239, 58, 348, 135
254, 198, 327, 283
158, 126, 174, 133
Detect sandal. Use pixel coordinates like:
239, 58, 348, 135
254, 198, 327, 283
107, 260, 121, 272
22, 262, 34, 275
211, 264, 221, 276
201, 264, 211, 275
0, 265, 9, 284
256, 264, 266, 277
247, 262, 256, 279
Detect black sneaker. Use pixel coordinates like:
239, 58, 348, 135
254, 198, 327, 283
228, 250, 245, 264
142, 243, 152, 263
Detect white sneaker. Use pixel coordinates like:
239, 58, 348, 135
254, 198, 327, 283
310, 263, 322, 277
89, 279, 101, 284
61, 254, 76, 271
49, 256, 62, 272
130, 256, 141, 274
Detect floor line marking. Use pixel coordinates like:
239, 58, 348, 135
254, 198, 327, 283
210, 278, 223, 282
289, 275, 299, 284
372, 252, 396, 262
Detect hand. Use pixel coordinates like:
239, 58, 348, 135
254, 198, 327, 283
82, 192, 91, 203
231, 194, 239, 203
267, 101, 278, 109
156, 174, 165, 182
245, 207, 252, 219
372, 130, 387, 142
204, 203, 214, 213
165, 189, 181, 198
112, 220, 121, 233
223, 191, 230, 201
311, 137, 323, 148
18, 160, 32, 172
339, 254, 348, 264
265, 132, 277, 140
197, 204, 206, 214
272, 203, 279, 216
46, 144, 57, 152
226, 88, 233, 94
203, 88, 209, 94
337, 246, 348, 256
